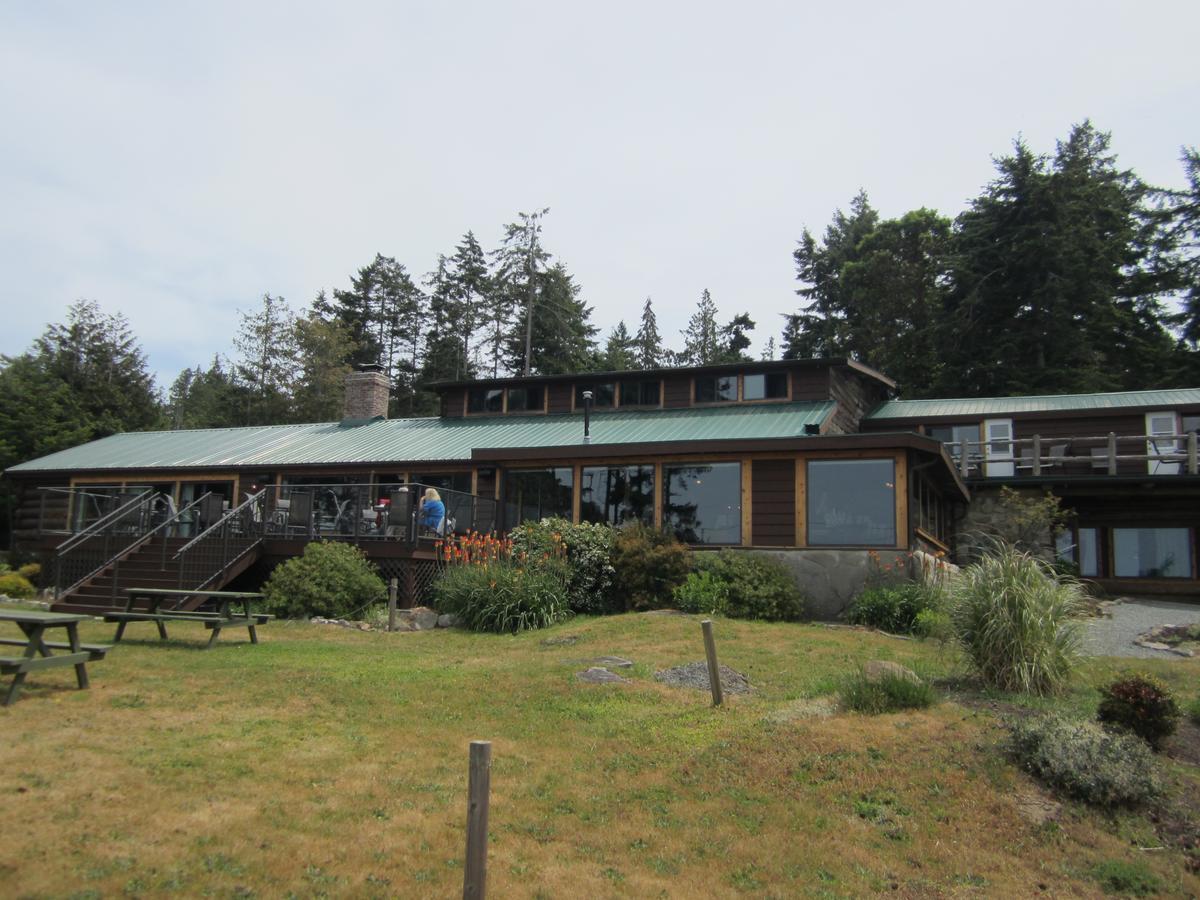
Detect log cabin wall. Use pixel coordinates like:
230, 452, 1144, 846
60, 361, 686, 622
440, 388, 466, 418
790, 367, 831, 402
663, 375, 691, 409
547, 383, 573, 414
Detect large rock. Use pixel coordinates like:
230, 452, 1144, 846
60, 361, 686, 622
577, 667, 628, 684
395, 606, 439, 631
862, 660, 922, 685
435, 613, 459, 628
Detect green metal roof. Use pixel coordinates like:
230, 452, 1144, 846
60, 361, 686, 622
867, 388, 1200, 421
6, 402, 834, 474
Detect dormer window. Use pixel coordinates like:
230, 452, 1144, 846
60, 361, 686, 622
575, 383, 615, 409
694, 375, 736, 404
506, 385, 545, 413
467, 387, 504, 414
743, 372, 788, 401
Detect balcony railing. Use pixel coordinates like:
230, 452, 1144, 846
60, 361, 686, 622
944, 431, 1200, 479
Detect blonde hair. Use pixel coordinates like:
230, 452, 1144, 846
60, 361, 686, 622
423, 488, 441, 502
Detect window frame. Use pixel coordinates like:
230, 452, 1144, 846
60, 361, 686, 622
805, 457, 898, 548
693, 374, 738, 405
661, 461, 742, 545
618, 379, 662, 408
741, 371, 790, 402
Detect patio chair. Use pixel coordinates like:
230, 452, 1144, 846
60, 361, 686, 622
285, 492, 313, 537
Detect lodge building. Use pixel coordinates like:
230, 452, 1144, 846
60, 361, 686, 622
5, 358, 1199, 615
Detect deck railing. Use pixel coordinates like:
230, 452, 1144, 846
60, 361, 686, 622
53, 489, 158, 599
944, 431, 1200, 479
173, 491, 267, 592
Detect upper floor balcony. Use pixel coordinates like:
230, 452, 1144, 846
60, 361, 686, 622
943, 431, 1200, 480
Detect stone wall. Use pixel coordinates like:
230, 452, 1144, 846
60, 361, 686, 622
954, 486, 1057, 562
343, 369, 391, 420
751, 548, 876, 620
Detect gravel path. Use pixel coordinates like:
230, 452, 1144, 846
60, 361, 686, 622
1083, 597, 1200, 658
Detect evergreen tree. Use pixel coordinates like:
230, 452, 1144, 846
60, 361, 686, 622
444, 232, 490, 379
292, 311, 356, 422
493, 209, 552, 376
761, 336, 776, 361
502, 264, 599, 375
679, 289, 721, 365
166, 357, 249, 429
601, 321, 636, 371
633, 297, 663, 369
233, 293, 297, 425
0, 300, 161, 471
717, 313, 756, 363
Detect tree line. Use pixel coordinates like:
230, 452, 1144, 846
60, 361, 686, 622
2, 120, 1198, 480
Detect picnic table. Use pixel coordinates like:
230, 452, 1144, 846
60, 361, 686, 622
106, 589, 272, 649
0, 609, 110, 706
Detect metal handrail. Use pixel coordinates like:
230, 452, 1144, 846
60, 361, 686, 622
56, 489, 154, 553
172, 491, 265, 559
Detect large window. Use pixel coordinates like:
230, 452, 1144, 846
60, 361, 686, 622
663, 462, 741, 544
581, 465, 655, 526
1056, 526, 1100, 577
807, 459, 896, 546
503, 468, 574, 527
467, 387, 503, 414
620, 379, 660, 407
575, 383, 615, 408
927, 424, 979, 465
506, 385, 544, 412
743, 372, 788, 401
694, 375, 736, 404
1113, 528, 1192, 578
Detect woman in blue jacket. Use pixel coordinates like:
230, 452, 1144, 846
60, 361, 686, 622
419, 488, 446, 534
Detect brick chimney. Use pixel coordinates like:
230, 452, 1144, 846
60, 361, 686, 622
343, 364, 390, 420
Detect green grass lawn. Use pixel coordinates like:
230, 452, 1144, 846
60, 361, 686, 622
2, 612, 1198, 897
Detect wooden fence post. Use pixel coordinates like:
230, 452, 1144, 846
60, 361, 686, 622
388, 578, 398, 632
701, 619, 723, 707
463, 740, 492, 900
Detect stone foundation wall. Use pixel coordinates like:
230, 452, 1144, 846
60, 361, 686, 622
751, 549, 876, 620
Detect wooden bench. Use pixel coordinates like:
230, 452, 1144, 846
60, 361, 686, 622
0, 638, 111, 661
108, 590, 272, 648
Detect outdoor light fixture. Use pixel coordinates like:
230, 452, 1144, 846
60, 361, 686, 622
583, 390, 593, 443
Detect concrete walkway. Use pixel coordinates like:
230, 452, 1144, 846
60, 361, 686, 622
1083, 597, 1200, 658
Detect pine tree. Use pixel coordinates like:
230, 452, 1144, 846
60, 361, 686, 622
601, 321, 636, 371
761, 336, 776, 361
233, 294, 297, 425
166, 357, 249, 428
717, 313, 755, 363
633, 298, 663, 369
292, 311, 356, 422
680, 289, 721, 365
493, 209, 552, 376
502, 264, 600, 375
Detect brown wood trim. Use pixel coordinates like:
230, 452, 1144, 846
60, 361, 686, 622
895, 451, 908, 549
572, 463, 582, 524
653, 462, 663, 528
740, 459, 752, 547
794, 457, 806, 549
914, 527, 950, 554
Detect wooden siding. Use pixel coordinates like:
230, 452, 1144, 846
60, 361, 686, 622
825, 367, 886, 434
547, 383, 573, 414
440, 388, 466, 418
790, 367, 830, 402
663, 375, 691, 409
751, 459, 795, 546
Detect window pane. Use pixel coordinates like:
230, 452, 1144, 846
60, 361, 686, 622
620, 380, 660, 407
694, 375, 735, 404
575, 383, 615, 408
581, 465, 655, 526
663, 462, 741, 544
807, 459, 896, 546
468, 388, 503, 413
1078, 527, 1099, 577
504, 468, 574, 527
507, 386, 544, 412
743, 372, 787, 401
1113, 528, 1191, 578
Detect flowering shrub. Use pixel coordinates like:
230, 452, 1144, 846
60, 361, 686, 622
1096, 674, 1180, 750
432, 530, 571, 633
510, 517, 617, 614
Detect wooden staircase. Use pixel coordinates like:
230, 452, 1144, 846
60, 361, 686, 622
51, 536, 263, 614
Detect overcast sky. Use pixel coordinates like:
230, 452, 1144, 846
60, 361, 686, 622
2, 1, 1197, 388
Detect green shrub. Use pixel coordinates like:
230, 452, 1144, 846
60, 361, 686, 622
696, 550, 806, 622
912, 608, 952, 641
262, 541, 386, 619
1008, 714, 1160, 808
673, 569, 730, 615
610, 523, 692, 611
848, 583, 942, 634
510, 517, 617, 614
840, 672, 937, 714
949, 542, 1085, 695
17, 562, 42, 586
0, 572, 36, 599
1088, 859, 1162, 897
1188, 696, 1200, 727
431, 560, 570, 634
1096, 674, 1180, 750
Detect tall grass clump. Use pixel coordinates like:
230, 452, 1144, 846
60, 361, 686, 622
949, 541, 1085, 695
840, 672, 937, 714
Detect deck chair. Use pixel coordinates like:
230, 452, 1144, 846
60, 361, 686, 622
198, 493, 225, 530
286, 492, 313, 537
